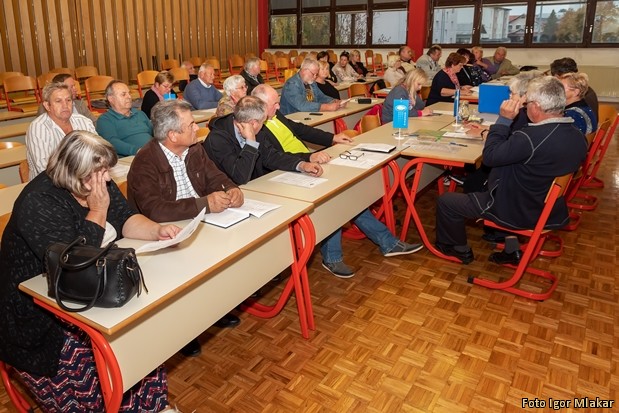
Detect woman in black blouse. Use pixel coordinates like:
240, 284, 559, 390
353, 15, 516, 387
425, 52, 473, 106
141, 71, 176, 119
315, 60, 341, 100
0, 131, 181, 412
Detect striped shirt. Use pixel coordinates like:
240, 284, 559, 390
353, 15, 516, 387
159, 142, 199, 200
26, 113, 96, 180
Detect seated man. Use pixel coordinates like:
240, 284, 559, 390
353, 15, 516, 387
36, 73, 98, 125
183, 63, 222, 110
96, 80, 152, 156
398, 45, 415, 73
279, 58, 345, 115
27, 82, 96, 179
127, 100, 245, 356
178, 60, 198, 92
204, 96, 323, 185
549, 57, 599, 121
240, 57, 264, 95
415, 44, 442, 81
435, 76, 588, 264
486, 47, 520, 80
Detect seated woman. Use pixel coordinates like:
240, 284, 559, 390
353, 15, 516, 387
216, 75, 248, 117
141, 71, 175, 119
471, 46, 492, 75
558, 72, 598, 135
455, 48, 490, 87
425, 52, 472, 107
349, 49, 386, 90
333, 51, 362, 83
382, 68, 433, 124
317, 51, 337, 83
384, 55, 405, 87
0, 131, 181, 412
315, 60, 340, 100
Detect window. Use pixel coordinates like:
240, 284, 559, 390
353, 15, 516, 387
269, 0, 407, 47
430, 0, 618, 47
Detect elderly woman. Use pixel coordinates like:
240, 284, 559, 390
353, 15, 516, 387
425, 52, 472, 106
333, 51, 362, 83
141, 70, 175, 119
315, 60, 341, 100
559, 72, 597, 135
471, 46, 492, 74
316, 51, 337, 83
382, 68, 433, 123
384, 54, 405, 87
215, 75, 248, 117
0, 131, 181, 412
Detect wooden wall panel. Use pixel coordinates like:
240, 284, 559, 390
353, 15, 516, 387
0, 0, 258, 82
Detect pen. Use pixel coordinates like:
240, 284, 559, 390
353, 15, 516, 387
449, 142, 468, 147
221, 184, 227, 193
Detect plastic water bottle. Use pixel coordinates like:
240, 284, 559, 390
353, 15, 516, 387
454, 88, 461, 124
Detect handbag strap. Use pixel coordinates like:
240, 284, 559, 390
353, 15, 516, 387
53, 259, 104, 312
59, 237, 116, 271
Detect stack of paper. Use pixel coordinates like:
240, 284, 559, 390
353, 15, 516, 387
203, 198, 282, 228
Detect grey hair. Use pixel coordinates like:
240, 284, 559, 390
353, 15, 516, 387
508, 70, 543, 97
234, 96, 266, 123
471, 46, 483, 53
42, 82, 70, 103
223, 75, 246, 95
558, 72, 589, 98
300, 58, 319, 72
495, 46, 507, 54
244, 57, 260, 71
527, 76, 566, 114
151, 100, 193, 142
251, 83, 274, 102
104, 80, 125, 98
46, 130, 118, 198
198, 63, 214, 74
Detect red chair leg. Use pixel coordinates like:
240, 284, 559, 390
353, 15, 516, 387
0, 361, 36, 413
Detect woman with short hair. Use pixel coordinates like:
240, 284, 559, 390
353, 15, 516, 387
559, 72, 598, 135
141, 70, 175, 118
216, 75, 248, 117
425, 52, 473, 106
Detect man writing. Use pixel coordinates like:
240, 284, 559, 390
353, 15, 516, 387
127, 99, 244, 356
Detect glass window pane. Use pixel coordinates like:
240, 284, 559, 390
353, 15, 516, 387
271, 0, 296, 10
592, 0, 619, 43
481, 4, 527, 44
533, 0, 586, 43
336, 0, 365, 5
303, 0, 329, 6
336, 12, 368, 45
270, 15, 297, 46
373, 9, 407, 44
432, 7, 475, 44
302, 13, 330, 45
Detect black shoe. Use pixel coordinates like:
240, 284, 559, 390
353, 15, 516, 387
435, 242, 474, 264
489, 250, 523, 265
214, 313, 240, 328
180, 339, 201, 357
481, 232, 506, 243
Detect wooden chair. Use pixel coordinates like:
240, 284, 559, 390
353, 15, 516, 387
161, 59, 180, 70
49, 67, 75, 77
169, 67, 189, 94
228, 54, 244, 75
373, 53, 384, 75
283, 68, 298, 82
136, 70, 158, 98
196, 126, 210, 142
0, 72, 24, 108
359, 114, 381, 133
365, 50, 374, 67
0, 142, 25, 150
275, 57, 290, 82
470, 173, 573, 301
84, 75, 114, 112
37, 72, 58, 91
581, 104, 618, 189
420, 85, 431, 102
75, 65, 99, 82
19, 160, 29, 183
189, 56, 203, 68
328, 52, 337, 64
348, 83, 369, 98
260, 59, 278, 83
341, 129, 359, 138
3, 76, 41, 112
205, 58, 223, 86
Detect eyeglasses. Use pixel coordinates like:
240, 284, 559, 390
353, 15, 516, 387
339, 151, 364, 161
307, 69, 319, 78
161, 83, 173, 89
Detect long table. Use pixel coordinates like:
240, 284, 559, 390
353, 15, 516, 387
19, 190, 315, 410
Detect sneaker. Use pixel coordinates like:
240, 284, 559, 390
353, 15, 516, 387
322, 261, 355, 278
384, 240, 424, 257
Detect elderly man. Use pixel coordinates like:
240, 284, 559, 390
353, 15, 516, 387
415, 44, 442, 81
549, 57, 599, 120
178, 60, 198, 92
252, 84, 423, 277
36, 73, 97, 124
279, 58, 344, 115
486, 47, 519, 79
435, 76, 587, 264
127, 100, 244, 356
183, 63, 222, 110
96, 80, 152, 156
240, 57, 264, 95
26, 82, 96, 179
398, 45, 415, 73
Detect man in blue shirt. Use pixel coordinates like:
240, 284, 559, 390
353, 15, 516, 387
183, 63, 223, 110
96, 80, 152, 156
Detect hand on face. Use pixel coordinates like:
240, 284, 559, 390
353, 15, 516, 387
84, 170, 110, 214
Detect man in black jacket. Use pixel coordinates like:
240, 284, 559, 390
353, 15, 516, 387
239, 57, 264, 95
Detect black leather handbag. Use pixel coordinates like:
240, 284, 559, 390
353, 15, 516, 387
44, 236, 147, 312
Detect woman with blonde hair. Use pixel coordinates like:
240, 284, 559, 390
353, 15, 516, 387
558, 72, 597, 135
383, 54, 405, 87
382, 68, 433, 123
315, 60, 340, 100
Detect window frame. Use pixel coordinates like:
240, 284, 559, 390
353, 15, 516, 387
429, 0, 619, 48
269, 0, 408, 48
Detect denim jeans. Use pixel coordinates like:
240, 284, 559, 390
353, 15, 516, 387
320, 208, 399, 263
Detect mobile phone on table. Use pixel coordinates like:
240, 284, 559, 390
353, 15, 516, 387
309, 112, 323, 116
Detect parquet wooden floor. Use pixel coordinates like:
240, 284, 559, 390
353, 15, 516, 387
1, 127, 617, 412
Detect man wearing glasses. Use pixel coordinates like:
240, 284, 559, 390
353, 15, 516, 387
127, 100, 244, 357
279, 58, 347, 115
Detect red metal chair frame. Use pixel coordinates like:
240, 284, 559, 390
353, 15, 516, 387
582, 106, 617, 189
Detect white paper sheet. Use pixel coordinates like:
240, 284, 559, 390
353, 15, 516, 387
268, 172, 328, 188
135, 208, 205, 254
229, 198, 281, 218
329, 149, 390, 169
